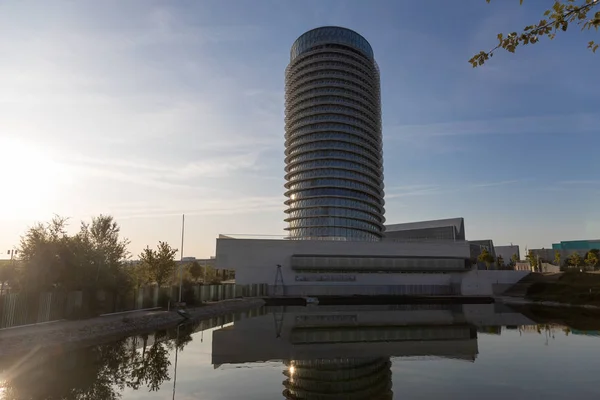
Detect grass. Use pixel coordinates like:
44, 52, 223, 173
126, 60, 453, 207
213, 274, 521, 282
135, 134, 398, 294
526, 271, 600, 306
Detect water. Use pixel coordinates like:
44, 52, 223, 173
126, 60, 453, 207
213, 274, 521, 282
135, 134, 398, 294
1, 304, 600, 399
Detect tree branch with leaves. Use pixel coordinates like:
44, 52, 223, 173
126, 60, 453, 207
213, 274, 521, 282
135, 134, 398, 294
470, 0, 600, 67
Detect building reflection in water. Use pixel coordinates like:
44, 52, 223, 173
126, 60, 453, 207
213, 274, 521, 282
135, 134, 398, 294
283, 358, 393, 400
212, 304, 532, 399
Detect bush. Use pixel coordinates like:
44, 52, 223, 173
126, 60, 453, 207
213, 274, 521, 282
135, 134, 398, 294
158, 290, 171, 308
181, 280, 198, 306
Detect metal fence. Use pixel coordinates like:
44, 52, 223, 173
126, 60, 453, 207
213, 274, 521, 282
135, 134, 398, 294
0, 283, 268, 330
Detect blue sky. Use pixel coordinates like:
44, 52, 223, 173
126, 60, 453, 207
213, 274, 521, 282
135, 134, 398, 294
0, 0, 598, 258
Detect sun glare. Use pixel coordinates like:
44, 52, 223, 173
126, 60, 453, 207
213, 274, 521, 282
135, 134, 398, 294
0, 138, 70, 219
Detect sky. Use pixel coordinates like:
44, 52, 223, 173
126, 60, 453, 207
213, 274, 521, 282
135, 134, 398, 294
1, 0, 599, 259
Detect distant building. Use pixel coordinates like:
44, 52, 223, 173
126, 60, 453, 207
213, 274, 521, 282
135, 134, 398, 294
384, 218, 465, 242
552, 240, 600, 251
530, 239, 599, 266
494, 245, 521, 264
468, 240, 496, 270
515, 261, 532, 271
469, 240, 495, 257
177, 257, 217, 269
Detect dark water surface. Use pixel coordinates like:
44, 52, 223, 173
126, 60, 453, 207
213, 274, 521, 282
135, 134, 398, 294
1, 304, 599, 399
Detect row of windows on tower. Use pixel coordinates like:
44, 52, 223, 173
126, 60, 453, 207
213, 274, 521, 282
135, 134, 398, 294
287, 112, 378, 136
287, 86, 379, 113
288, 226, 380, 241
286, 178, 382, 198
286, 197, 383, 216
287, 140, 381, 162
287, 151, 380, 172
286, 168, 381, 188
286, 207, 382, 224
288, 187, 383, 207
286, 105, 379, 129
287, 79, 377, 104
286, 122, 382, 147
286, 131, 380, 154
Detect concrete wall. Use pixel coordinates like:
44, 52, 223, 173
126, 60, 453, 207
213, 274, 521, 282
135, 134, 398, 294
540, 263, 560, 273
461, 270, 530, 296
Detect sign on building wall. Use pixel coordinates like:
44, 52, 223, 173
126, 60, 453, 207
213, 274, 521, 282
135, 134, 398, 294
294, 274, 357, 282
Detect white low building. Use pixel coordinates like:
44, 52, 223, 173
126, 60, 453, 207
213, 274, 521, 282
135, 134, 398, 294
215, 236, 529, 296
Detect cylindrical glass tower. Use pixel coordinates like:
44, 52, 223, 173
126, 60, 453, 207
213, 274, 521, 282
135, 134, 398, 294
284, 26, 385, 241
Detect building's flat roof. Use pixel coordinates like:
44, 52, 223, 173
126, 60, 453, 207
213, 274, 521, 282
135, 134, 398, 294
385, 217, 464, 233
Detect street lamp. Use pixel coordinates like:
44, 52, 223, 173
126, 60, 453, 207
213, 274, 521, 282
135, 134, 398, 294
7, 249, 18, 260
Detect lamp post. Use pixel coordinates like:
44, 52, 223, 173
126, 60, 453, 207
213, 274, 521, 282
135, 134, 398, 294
2, 248, 18, 295
7, 249, 17, 261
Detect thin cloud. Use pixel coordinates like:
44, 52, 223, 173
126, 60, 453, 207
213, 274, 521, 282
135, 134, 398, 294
468, 180, 522, 188
387, 113, 599, 140
386, 180, 522, 200
63, 152, 264, 188
110, 196, 284, 220
558, 180, 600, 185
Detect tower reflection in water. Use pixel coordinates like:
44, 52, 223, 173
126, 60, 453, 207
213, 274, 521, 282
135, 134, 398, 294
212, 304, 526, 399
283, 358, 393, 399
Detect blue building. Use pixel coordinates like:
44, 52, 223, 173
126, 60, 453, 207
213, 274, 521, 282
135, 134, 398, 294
552, 240, 600, 251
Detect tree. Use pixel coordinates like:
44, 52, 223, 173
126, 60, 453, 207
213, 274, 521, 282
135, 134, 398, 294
510, 253, 519, 266
0, 262, 17, 294
139, 242, 177, 287
585, 249, 599, 269
17, 215, 130, 293
188, 261, 203, 283
470, 0, 600, 67
128, 261, 150, 289
568, 252, 583, 268
526, 250, 538, 271
478, 248, 495, 269
18, 215, 73, 291
554, 250, 561, 267
83, 215, 130, 279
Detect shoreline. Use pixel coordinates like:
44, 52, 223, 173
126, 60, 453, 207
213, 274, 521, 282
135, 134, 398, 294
495, 295, 600, 310
0, 298, 265, 358
3, 294, 598, 359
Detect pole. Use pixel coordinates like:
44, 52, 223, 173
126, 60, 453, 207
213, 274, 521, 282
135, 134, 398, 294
172, 323, 181, 400
178, 214, 185, 303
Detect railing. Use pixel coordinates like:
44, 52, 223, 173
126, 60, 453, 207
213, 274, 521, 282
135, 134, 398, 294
219, 234, 469, 244
0, 283, 268, 330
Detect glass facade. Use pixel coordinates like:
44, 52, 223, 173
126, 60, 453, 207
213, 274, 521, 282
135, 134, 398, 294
284, 27, 385, 240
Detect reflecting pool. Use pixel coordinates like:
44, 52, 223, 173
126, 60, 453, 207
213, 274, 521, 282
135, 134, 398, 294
1, 304, 600, 399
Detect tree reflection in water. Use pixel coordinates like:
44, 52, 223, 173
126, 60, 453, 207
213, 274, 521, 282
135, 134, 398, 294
0, 321, 200, 399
